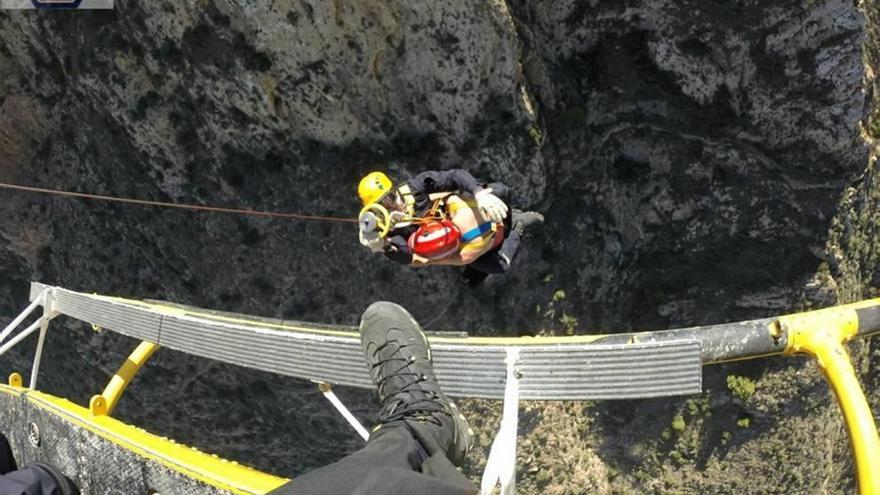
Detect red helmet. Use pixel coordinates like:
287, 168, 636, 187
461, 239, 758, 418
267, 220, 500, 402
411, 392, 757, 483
408, 219, 461, 260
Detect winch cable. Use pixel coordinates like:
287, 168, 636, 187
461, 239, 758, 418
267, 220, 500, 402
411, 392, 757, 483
0, 182, 358, 224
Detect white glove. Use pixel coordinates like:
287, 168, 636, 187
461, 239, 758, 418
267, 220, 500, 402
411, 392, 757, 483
359, 212, 386, 253
475, 188, 508, 223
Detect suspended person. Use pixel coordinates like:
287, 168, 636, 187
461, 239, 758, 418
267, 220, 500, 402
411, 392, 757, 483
356, 169, 543, 286
268, 301, 477, 495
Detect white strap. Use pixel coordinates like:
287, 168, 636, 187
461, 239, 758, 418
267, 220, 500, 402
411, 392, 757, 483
480, 348, 520, 495
0, 289, 48, 344
0, 320, 42, 356
317, 382, 370, 442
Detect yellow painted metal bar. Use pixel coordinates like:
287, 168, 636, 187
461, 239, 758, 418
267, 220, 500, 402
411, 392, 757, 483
8, 372, 22, 387
90, 341, 158, 416
777, 305, 880, 495
0, 384, 287, 494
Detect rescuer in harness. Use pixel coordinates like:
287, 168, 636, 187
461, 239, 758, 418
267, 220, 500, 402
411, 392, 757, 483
357, 169, 543, 286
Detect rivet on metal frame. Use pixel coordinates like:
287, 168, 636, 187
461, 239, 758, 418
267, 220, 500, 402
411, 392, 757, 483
27, 422, 40, 447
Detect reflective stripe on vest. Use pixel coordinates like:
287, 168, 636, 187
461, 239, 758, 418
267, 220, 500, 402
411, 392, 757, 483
397, 184, 416, 217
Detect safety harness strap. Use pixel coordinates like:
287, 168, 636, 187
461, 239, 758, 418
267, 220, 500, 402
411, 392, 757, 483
397, 184, 416, 218
480, 348, 520, 495
460, 222, 494, 243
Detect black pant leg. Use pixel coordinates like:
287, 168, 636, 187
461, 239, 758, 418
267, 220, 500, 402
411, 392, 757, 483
467, 230, 523, 275
463, 181, 517, 280
0, 433, 16, 475
269, 423, 476, 495
496, 228, 522, 265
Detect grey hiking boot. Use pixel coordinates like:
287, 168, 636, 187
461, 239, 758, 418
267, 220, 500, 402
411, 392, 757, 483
511, 209, 544, 237
359, 301, 473, 466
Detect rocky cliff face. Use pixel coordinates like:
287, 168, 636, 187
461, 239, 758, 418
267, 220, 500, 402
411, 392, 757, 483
0, 0, 876, 493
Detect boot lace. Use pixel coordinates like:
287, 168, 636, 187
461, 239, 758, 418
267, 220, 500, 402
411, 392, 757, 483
370, 340, 447, 426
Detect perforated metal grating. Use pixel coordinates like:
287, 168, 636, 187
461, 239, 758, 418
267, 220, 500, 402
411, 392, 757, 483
30, 283, 703, 400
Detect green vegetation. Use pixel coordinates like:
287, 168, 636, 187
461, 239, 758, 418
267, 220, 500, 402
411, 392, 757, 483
538, 287, 580, 335
527, 125, 545, 148
559, 313, 578, 335
721, 431, 732, 445
866, 108, 880, 140
669, 449, 686, 465
685, 397, 711, 417
727, 374, 756, 401
671, 414, 686, 432
552, 289, 566, 302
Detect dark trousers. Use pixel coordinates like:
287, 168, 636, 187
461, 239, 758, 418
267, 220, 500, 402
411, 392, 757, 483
468, 231, 522, 275
0, 433, 15, 475
466, 181, 522, 276
268, 423, 477, 495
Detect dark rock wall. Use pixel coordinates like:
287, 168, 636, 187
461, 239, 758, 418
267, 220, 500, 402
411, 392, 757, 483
0, 0, 876, 493
507, 0, 866, 331
0, 0, 866, 333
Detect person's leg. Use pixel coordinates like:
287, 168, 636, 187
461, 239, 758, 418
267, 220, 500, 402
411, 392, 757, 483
295, 424, 423, 477
273, 463, 474, 495
461, 208, 544, 284
459, 182, 515, 285
358, 302, 472, 467
459, 265, 491, 287
466, 230, 522, 275
269, 302, 476, 495
0, 432, 16, 475
275, 422, 472, 494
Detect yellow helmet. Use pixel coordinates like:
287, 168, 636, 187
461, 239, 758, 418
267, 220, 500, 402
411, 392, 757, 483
358, 171, 393, 206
